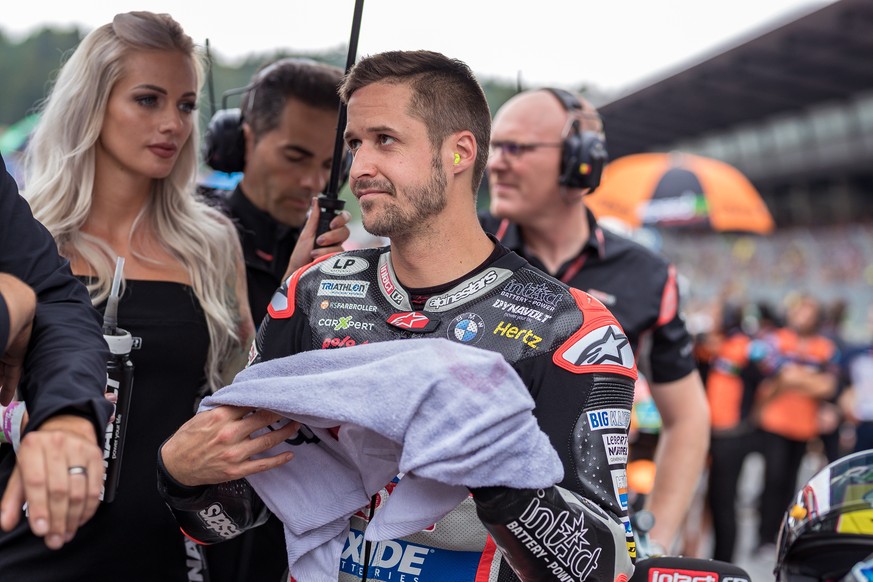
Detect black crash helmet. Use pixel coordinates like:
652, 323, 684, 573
775, 449, 873, 581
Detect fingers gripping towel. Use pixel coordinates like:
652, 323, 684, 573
201, 338, 564, 580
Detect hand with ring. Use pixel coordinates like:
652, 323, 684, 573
0, 414, 104, 549
67, 466, 88, 477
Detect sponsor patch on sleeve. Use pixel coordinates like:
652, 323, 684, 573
267, 254, 336, 320
602, 433, 629, 465
587, 408, 631, 431
319, 256, 370, 276
554, 289, 637, 379
611, 469, 629, 512
554, 324, 637, 378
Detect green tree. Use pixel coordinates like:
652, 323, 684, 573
0, 26, 81, 126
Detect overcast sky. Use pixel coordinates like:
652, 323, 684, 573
3, 1, 834, 94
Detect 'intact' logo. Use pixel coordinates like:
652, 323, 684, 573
650, 569, 720, 582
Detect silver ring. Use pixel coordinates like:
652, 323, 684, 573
68, 466, 88, 477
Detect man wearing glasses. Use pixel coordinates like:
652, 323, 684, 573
480, 88, 710, 557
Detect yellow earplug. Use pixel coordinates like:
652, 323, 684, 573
453, 152, 461, 165
789, 504, 807, 520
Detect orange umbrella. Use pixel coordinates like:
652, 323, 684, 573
587, 152, 775, 234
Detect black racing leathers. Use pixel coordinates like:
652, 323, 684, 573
159, 245, 638, 581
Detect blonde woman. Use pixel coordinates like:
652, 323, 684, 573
0, 12, 253, 581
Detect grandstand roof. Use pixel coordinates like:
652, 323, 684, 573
598, 0, 873, 160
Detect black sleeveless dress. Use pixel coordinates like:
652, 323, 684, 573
0, 280, 211, 581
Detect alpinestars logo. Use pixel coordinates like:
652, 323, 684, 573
576, 327, 630, 365
387, 311, 440, 332
427, 270, 499, 310
561, 325, 635, 369
388, 311, 429, 329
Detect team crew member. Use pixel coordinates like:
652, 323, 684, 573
202, 58, 352, 325
480, 89, 709, 553
159, 50, 638, 581
704, 304, 765, 563
0, 153, 112, 550
201, 58, 353, 580
755, 293, 838, 551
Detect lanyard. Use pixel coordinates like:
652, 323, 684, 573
495, 218, 602, 285
560, 226, 604, 284
560, 253, 589, 284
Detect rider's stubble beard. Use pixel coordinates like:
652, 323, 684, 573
356, 151, 448, 239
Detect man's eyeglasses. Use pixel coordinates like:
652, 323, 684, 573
489, 141, 563, 159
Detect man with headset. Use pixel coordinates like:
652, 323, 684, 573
202, 58, 351, 325
200, 58, 352, 581
480, 88, 710, 555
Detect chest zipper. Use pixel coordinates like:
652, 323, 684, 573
361, 493, 379, 581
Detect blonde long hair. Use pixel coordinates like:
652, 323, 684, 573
24, 12, 242, 391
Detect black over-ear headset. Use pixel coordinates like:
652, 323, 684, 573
202, 59, 304, 174
202, 106, 245, 173
543, 87, 608, 193
202, 58, 351, 183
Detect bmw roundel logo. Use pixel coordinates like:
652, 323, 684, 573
448, 312, 485, 344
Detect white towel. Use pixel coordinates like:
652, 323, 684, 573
201, 338, 563, 580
